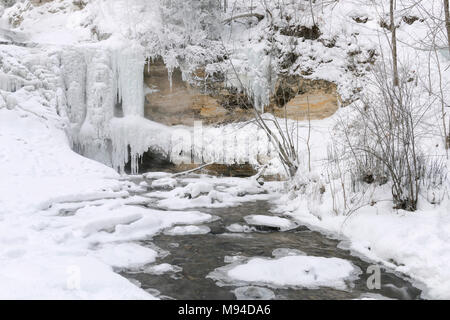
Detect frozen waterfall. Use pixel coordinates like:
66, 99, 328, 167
63, 42, 148, 174
112, 44, 145, 117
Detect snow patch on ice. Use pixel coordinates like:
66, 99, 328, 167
146, 178, 275, 210
244, 215, 297, 231
142, 263, 182, 275
164, 225, 211, 236
226, 223, 256, 233
208, 255, 360, 290
151, 177, 178, 189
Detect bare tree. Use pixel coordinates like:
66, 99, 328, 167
400, 0, 450, 154
390, 0, 399, 86
306, 96, 312, 172
309, 0, 316, 26
444, 0, 450, 54
336, 60, 434, 211
220, 2, 300, 178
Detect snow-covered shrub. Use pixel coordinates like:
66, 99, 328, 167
421, 157, 449, 205
335, 62, 446, 211
153, 0, 225, 81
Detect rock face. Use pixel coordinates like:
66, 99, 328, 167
144, 59, 230, 126
144, 59, 340, 126
270, 78, 339, 120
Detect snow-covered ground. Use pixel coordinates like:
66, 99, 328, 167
0, 108, 149, 299
0, 108, 234, 298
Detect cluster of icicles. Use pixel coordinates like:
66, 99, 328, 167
70, 42, 148, 175
0, 73, 23, 93
71, 41, 274, 175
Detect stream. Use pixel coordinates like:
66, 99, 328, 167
119, 174, 421, 300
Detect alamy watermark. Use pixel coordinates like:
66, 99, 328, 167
168, 121, 281, 165
366, 265, 381, 290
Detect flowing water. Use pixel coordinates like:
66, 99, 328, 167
121, 175, 421, 300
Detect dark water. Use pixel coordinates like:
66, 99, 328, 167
121, 187, 421, 300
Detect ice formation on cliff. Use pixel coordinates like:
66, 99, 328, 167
60, 41, 146, 173
112, 43, 145, 117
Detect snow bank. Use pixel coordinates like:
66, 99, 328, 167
0, 107, 120, 215
0, 64, 211, 299
276, 188, 450, 299
0, 255, 154, 300
93, 243, 158, 269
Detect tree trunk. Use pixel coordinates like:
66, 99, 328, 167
309, 0, 316, 26
444, 0, 450, 55
390, 0, 399, 86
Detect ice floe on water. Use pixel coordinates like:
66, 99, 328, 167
224, 255, 247, 264
145, 178, 275, 210
244, 215, 297, 231
271, 248, 307, 258
208, 254, 361, 290
151, 177, 178, 190
233, 286, 276, 300
182, 182, 214, 199
142, 263, 182, 275
226, 223, 256, 233
139, 181, 149, 188
163, 225, 211, 236
144, 172, 172, 180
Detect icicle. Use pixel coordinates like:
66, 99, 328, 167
163, 51, 178, 93
0, 73, 22, 92
110, 42, 147, 173
110, 116, 172, 174
168, 68, 173, 92
112, 43, 145, 117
